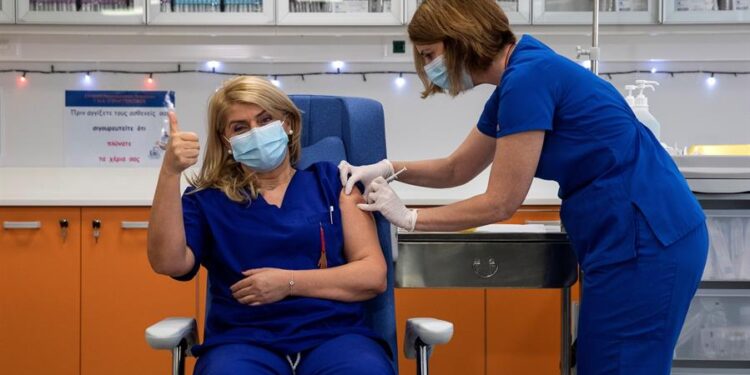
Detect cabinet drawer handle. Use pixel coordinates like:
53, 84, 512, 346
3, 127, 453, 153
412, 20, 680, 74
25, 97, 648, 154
121, 221, 149, 229
3, 221, 42, 230
472, 258, 499, 279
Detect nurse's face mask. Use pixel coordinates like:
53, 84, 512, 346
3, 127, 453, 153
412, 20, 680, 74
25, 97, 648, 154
226, 120, 289, 172
424, 55, 474, 92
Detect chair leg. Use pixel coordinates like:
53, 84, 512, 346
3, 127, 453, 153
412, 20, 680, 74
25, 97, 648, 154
172, 340, 187, 375
415, 339, 429, 375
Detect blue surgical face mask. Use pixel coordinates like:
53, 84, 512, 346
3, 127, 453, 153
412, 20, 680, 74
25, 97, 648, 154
424, 55, 474, 92
228, 120, 289, 172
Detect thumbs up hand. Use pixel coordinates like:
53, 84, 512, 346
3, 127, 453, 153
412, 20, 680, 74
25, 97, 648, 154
162, 111, 200, 176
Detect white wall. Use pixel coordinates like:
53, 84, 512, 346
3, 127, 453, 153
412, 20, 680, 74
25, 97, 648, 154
0, 31, 749, 205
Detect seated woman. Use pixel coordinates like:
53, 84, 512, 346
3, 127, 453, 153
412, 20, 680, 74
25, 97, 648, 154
147, 76, 394, 375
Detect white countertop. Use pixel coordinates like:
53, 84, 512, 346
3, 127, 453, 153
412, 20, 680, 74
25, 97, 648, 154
0, 167, 561, 206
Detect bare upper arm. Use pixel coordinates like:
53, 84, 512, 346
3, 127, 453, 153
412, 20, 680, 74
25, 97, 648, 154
339, 188, 386, 266
486, 131, 546, 214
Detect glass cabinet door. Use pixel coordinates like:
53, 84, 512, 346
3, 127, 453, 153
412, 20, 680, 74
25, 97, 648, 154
674, 289, 750, 361
147, 0, 273, 24
0, 0, 14, 22
533, 0, 658, 24
406, 0, 531, 25
16, 0, 146, 24
702, 210, 750, 281
277, 0, 404, 25
664, 0, 750, 23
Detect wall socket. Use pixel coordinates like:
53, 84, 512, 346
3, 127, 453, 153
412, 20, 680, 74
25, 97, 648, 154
393, 40, 406, 54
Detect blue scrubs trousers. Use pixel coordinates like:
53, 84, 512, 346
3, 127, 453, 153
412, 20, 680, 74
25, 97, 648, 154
576, 210, 708, 375
194, 334, 395, 375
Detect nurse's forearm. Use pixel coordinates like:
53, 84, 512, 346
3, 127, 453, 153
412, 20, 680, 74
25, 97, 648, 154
391, 158, 463, 188
414, 193, 516, 232
147, 169, 193, 277
289, 258, 386, 302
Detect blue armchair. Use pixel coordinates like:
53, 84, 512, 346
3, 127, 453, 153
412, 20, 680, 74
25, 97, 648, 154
145, 95, 453, 375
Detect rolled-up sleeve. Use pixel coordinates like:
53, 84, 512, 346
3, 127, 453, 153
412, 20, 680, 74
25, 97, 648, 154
497, 62, 557, 137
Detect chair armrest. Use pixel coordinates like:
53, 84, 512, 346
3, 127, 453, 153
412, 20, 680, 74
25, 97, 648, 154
403, 317, 454, 359
145, 317, 198, 353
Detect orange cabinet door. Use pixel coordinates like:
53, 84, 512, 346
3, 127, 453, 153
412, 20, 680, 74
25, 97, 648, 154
81, 207, 198, 375
486, 289, 567, 375
0, 207, 81, 375
395, 289, 485, 375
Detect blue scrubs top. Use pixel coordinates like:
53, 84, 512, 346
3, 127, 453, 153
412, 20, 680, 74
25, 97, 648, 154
176, 162, 377, 356
478, 35, 705, 272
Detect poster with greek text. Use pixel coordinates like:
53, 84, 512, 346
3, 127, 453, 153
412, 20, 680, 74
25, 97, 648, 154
64, 90, 175, 167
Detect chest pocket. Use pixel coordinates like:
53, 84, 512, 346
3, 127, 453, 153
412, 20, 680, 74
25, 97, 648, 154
305, 210, 344, 267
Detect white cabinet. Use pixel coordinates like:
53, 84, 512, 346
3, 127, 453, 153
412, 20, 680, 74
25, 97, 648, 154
277, 0, 404, 25
532, 0, 659, 24
147, 0, 274, 24
663, 0, 750, 23
406, 0, 531, 25
16, 0, 146, 24
0, 0, 14, 22
674, 197, 750, 372
703, 211, 750, 281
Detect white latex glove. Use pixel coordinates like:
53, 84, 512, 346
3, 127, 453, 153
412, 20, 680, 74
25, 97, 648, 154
358, 177, 418, 232
339, 159, 394, 195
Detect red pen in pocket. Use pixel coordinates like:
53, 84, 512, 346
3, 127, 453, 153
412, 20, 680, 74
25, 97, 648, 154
318, 222, 328, 269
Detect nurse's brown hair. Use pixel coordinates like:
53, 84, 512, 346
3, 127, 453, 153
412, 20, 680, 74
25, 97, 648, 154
408, 0, 516, 98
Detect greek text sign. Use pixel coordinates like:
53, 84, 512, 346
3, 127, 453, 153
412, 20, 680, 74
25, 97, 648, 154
65, 90, 175, 167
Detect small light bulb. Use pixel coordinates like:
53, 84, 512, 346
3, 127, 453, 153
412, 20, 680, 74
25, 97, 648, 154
650, 67, 657, 74
395, 76, 406, 88
271, 79, 281, 87
331, 60, 345, 70
580, 60, 591, 69
206, 61, 221, 70
706, 76, 716, 86
17, 73, 28, 87
84, 73, 92, 84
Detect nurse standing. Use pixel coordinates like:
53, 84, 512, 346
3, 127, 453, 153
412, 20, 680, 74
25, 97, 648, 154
340, 0, 708, 373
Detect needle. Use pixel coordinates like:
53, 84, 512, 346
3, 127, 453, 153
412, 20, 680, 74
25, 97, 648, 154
385, 167, 407, 183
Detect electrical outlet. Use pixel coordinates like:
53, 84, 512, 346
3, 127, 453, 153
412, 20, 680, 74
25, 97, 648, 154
393, 40, 406, 54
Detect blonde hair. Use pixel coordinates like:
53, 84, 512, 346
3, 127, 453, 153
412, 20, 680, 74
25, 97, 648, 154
187, 76, 302, 202
408, 0, 516, 98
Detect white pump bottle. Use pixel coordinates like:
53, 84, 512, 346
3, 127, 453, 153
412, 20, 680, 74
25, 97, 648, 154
624, 85, 637, 107
632, 80, 661, 140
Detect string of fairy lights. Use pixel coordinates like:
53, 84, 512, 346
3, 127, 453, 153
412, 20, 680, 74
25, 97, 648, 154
2, 61, 749, 88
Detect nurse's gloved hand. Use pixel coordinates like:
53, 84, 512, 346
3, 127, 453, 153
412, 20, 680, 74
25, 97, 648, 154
339, 159, 394, 195
230, 268, 290, 306
358, 177, 418, 232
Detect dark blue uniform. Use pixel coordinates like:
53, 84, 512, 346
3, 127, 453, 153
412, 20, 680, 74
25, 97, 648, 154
478, 35, 708, 374
178, 162, 393, 375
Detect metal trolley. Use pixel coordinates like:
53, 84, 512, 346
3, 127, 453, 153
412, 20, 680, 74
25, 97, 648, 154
396, 232, 578, 375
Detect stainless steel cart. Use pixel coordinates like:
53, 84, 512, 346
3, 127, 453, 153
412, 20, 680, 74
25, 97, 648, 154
396, 232, 578, 375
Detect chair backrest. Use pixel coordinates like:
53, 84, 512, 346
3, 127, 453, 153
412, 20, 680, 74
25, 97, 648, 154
291, 95, 398, 369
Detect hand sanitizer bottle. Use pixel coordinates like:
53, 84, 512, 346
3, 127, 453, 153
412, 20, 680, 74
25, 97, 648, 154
624, 84, 637, 107
633, 80, 661, 140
